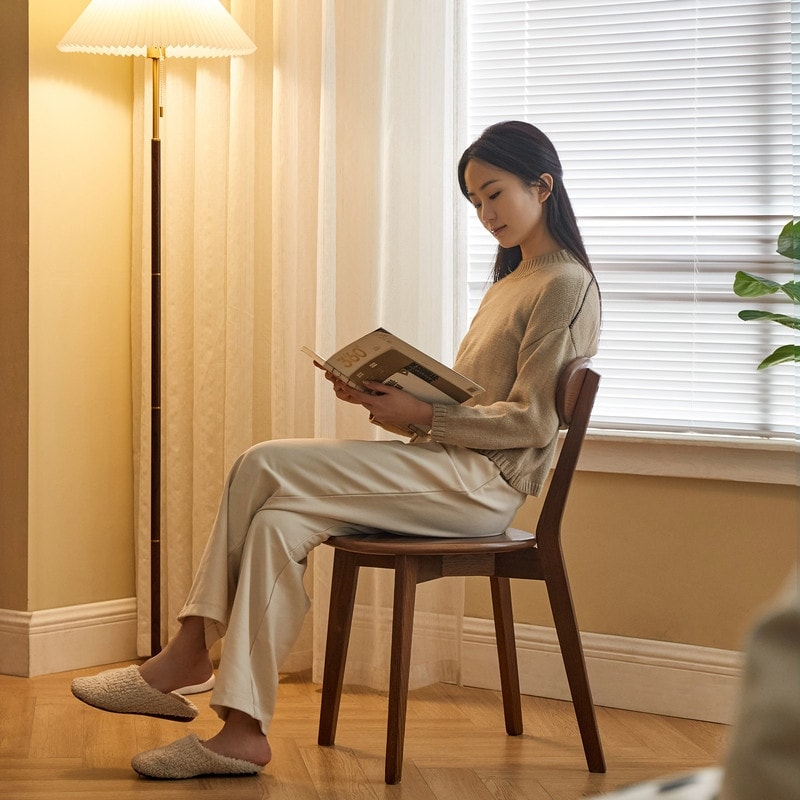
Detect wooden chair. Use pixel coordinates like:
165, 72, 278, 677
317, 357, 605, 784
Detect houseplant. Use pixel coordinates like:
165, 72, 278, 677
733, 219, 800, 369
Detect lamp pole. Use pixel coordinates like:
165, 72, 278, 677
148, 47, 164, 655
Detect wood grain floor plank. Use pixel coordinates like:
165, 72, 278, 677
417, 767, 501, 800
301, 744, 381, 800
28, 700, 85, 760
0, 693, 35, 759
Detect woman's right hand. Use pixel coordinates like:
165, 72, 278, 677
324, 372, 364, 405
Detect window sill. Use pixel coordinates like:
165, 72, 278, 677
578, 430, 798, 486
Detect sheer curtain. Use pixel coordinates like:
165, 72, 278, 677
134, 0, 464, 691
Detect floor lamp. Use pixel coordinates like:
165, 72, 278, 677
58, 0, 255, 656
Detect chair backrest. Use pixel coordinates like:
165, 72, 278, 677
537, 358, 600, 547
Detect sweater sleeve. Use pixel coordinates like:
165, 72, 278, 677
429, 323, 577, 450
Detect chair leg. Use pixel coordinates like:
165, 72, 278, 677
384, 555, 419, 784
318, 549, 360, 747
490, 576, 523, 735
544, 552, 606, 773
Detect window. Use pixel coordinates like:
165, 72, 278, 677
463, 0, 796, 439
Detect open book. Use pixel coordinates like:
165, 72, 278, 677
302, 328, 483, 405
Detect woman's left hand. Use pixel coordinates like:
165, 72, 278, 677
328, 375, 433, 431
360, 381, 433, 431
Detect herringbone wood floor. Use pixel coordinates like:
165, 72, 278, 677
0, 662, 728, 799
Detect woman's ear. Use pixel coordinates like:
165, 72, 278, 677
538, 173, 554, 202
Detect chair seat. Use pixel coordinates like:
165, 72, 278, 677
326, 527, 535, 556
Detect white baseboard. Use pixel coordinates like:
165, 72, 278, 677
462, 617, 745, 724
321, 607, 742, 724
0, 598, 138, 677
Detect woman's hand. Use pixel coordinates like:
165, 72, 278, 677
324, 373, 364, 405
361, 381, 434, 431
325, 373, 433, 432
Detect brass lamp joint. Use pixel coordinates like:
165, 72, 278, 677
147, 47, 166, 140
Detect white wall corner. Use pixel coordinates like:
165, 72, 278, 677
0, 598, 138, 678
461, 617, 745, 724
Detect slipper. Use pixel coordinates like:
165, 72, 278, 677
131, 733, 264, 779
71, 665, 198, 722
175, 673, 216, 696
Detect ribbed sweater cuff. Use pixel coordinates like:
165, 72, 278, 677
430, 404, 449, 439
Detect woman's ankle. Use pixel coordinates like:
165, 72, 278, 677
206, 710, 272, 766
139, 618, 213, 693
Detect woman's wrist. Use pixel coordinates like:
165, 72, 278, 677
413, 401, 434, 430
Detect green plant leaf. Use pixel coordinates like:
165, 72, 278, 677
737, 310, 800, 330
781, 280, 800, 302
733, 271, 781, 297
734, 272, 800, 302
776, 219, 800, 261
757, 344, 800, 370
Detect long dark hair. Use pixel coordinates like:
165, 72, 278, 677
458, 121, 594, 284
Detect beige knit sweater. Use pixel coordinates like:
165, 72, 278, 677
430, 249, 600, 495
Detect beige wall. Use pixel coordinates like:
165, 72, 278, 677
0, 0, 136, 613
467, 470, 798, 652
0, 0, 31, 612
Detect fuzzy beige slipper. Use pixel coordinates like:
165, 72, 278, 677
131, 733, 264, 779
71, 665, 198, 721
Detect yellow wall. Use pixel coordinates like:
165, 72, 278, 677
0, 0, 31, 612
8, 0, 136, 612
467, 471, 798, 651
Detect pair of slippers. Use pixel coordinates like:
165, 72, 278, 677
71, 665, 263, 779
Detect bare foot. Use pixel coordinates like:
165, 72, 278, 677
203, 709, 272, 766
139, 617, 214, 694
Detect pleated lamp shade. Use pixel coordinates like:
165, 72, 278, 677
57, 0, 256, 58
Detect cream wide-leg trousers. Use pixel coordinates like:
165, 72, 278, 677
179, 437, 526, 734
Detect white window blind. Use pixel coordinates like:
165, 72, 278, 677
464, 0, 797, 438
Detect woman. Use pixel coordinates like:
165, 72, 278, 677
71, 120, 601, 779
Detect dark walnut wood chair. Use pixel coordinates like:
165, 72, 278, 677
317, 357, 605, 784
